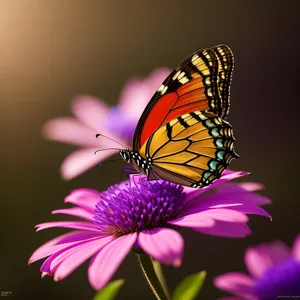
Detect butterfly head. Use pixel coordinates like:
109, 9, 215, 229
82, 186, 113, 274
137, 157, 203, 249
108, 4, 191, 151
119, 149, 131, 163
119, 149, 153, 176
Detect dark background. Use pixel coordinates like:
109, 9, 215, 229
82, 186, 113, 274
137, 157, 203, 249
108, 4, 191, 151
1, 1, 300, 299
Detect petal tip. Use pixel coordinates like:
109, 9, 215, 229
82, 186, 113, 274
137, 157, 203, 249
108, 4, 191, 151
173, 258, 182, 267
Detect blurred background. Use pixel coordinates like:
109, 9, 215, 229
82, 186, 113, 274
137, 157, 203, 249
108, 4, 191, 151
1, 1, 299, 299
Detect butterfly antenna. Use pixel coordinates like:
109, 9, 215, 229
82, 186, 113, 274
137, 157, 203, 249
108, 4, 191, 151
94, 148, 121, 155
95, 133, 126, 149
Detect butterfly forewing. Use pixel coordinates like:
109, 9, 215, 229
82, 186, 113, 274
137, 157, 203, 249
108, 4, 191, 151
133, 48, 223, 151
211, 45, 234, 119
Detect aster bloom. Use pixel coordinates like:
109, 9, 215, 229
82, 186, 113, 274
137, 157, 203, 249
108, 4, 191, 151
42, 67, 171, 180
214, 234, 300, 300
29, 170, 271, 293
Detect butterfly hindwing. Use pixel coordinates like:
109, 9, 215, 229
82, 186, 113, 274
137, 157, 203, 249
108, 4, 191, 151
139, 111, 238, 188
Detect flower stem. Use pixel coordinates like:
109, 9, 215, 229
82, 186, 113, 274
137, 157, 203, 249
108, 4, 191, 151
137, 253, 170, 300
152, 260, 171, 299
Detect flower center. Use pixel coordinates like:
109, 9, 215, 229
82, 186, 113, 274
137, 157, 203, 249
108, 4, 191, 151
254, 259, 300, 300
94, 178, 185, 236
103, 106, 137, 142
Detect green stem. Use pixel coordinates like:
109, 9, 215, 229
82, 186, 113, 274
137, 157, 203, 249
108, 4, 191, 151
152, 260, 171, 299
137, 253, 170, 300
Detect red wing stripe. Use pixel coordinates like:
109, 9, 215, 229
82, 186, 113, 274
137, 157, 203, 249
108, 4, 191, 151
140, 92, 178, 147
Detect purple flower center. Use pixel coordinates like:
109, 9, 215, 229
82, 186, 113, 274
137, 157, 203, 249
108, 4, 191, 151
254, 259, 300, 300
94, 178, 185, 237
103, 106, 137, 142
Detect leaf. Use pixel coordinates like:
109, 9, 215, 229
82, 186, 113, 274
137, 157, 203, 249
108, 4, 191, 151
93, 279, 125, 300
172, 271, 206, 300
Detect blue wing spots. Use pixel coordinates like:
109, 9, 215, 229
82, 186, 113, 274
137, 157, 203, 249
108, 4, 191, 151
204, 119, 215, 128
216, 138, 224, 148
211, 127, 220, 137
209, 160, 219, 171
203, 171, 213, 179
217, 150, 225, 160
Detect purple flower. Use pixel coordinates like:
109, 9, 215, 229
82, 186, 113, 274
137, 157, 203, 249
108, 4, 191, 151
29, 170, 271, 290
42, 67, 171, 180
214, 234, 300, 300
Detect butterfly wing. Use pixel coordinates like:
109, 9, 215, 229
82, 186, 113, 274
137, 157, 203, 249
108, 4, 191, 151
133, 47, 225, 152
139, 111, 238, 188
211, 45, 234, 119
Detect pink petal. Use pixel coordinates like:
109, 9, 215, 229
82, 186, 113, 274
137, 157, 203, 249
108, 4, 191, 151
292, 234, 300, 261
182, 187, 271, 217
35, 221, 99, 232
214, 184, 271, 206
183, 170, 249, 202
71, 95, 109, 132
168, 214, 215, 228
53, 236, 113, 281
52, 207, 94, 221
214, 273, 256, 299
65, 188, 101, 211
42, 117, 99, 147
223, 204, 271, 219
119, 68, 171, 118
88, 233, 137, 290
206, 170, 249, 190
138, 228, 184, 266
61, 147, 117, 180
238, 182, 264, 192
29, 233, 102, 264
40, 236, 111, 275
245, 241, 290, 278
40, 236, 104, 274
182, 209, 248, 223
194, 221, 252, 238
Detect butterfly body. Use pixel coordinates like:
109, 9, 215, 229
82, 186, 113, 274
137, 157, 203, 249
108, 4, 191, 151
119, 149, 153, 177
119, 45, 238, 188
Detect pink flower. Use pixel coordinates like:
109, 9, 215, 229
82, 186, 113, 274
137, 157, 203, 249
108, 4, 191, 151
215, 234, 300, 300
43, 68, 171, 180
29, 170, 271, 290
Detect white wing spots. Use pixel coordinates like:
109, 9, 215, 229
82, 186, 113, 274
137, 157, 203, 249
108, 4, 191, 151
205, 77, 211, 85
177, 71, 185, 80
157, 84, 168, 95
207, 88, 213, 97
173, 70, 189, 84
191, 54, 199, 63
178, 76, 189, 84
172, 70, 181, 81
218, 47, 224, 54
191, 54, 201, 66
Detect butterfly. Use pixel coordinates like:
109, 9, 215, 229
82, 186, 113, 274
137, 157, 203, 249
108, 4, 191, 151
119, 44, 238, 188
